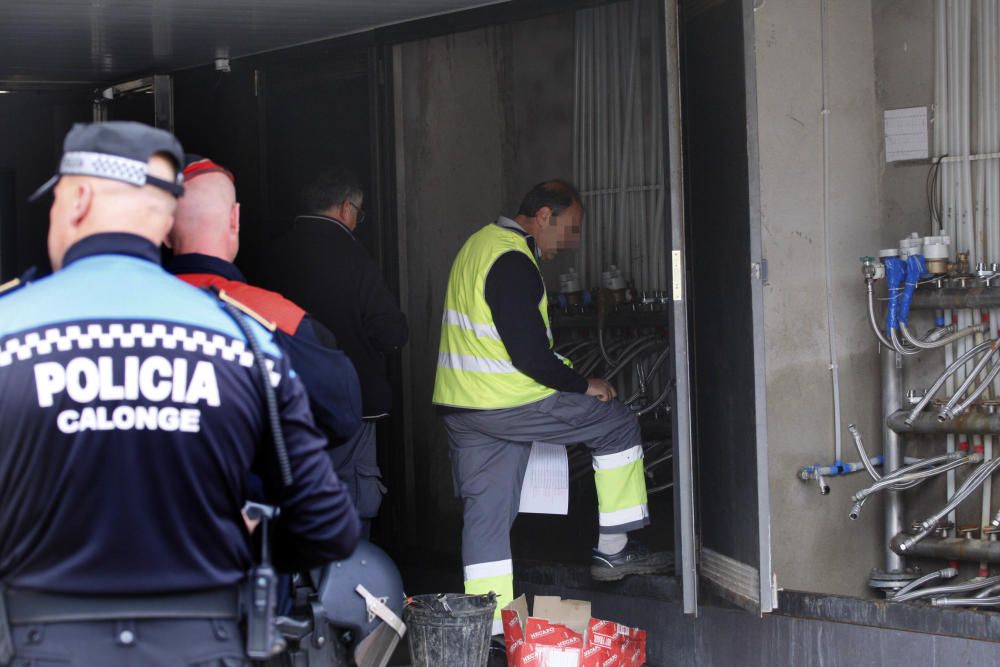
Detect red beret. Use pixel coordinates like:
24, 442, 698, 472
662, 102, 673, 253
182, 155, 234, 183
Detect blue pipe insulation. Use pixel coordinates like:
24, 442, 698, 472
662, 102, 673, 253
899, 254, 929, 326
884, 256, 906, 337
801, 455, 883, 479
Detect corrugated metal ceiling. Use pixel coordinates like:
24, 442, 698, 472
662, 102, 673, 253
0, 0, 505, 85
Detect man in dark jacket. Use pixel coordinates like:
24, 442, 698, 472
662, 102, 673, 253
167, 155, 363, 446
268, 168, 408, 537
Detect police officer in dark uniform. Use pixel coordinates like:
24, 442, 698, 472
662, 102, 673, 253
166, 155, 363, 448
0, 122, 360, 666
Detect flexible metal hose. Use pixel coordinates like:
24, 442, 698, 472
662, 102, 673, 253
899, 458, 1000, 552
949, 360, 1000, 418
891, 327, 920, 356
603, 339, 663, 381
848, 424, 882, 481
905, 339, 994, 424
938, 343, 1000, 420
891, 568, 957, 599
866, 281, 895, 349
931, 595, 1000, 607
900, 320, 985, 350
625, 346, 672, 405
557, 339, 597, 357
974, 582, 1000, 598
852, 457, 974, 502
920, 457, 1000, 529
637, 380, 673, 416
890, 575, 1000, 603
886, 452, 966, 479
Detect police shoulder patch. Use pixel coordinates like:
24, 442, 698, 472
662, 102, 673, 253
0, 267, 38, 298
215, 288, 277, 332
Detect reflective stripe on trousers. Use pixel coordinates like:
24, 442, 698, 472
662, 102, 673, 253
593, 445, 649, 531
464, 558, 511, 633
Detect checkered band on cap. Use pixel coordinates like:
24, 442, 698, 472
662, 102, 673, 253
60, 151, 150, 187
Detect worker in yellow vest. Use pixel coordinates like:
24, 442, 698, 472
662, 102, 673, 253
432, 180, 670, 634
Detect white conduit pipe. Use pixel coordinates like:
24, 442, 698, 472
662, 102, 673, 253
608, 4, 617, 276
575, 10, 585, 282
819, 0, 843, 465
573, 12, 586, 217
632, 1, 648, 289
651, 23, 667, 288
962, 1, 974, 266
936, 0, 959, 525
975, 1, 987, 260
585, 12, 595, 282
647, 6, 659, 288
609, 5, 622, 282
945, 1, 954, 247
597, 12, 607, 268
979, 0, 994, 544
622, 2, 634, 285
573, 2, 665, 289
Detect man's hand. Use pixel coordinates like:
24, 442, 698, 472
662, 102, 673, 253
586, 378, 617, 402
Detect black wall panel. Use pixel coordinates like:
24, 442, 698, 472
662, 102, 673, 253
680, 0, 760, 567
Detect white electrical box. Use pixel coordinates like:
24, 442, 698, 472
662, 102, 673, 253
884, 106, 929, 162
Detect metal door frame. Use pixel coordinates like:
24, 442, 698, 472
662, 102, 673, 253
664, 0, 698, 616
742, 0, 775, 614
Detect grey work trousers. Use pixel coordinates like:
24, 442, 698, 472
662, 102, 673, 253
327, 420, 385, 539
443, 391, 646, 572
8, 618, 246, 667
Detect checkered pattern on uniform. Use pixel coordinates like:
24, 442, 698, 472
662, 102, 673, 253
0, 322, 281, 385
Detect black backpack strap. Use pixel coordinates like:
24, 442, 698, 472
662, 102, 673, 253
210, 286, 292, 487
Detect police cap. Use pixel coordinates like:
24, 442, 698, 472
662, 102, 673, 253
30, 121, 186, 202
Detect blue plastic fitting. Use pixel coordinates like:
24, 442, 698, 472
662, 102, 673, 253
899, 254, 928, 326
884, 256, 906, 336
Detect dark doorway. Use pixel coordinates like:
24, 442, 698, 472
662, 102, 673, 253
103, 90, 155, 124
0, 170, 15, 281
262, 66, 372, 250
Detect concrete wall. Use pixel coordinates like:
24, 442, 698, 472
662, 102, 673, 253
872, 0, 934, 237
394, 11, 576, 554
753, 0, 885, 596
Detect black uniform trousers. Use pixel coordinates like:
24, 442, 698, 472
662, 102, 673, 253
9, 618, 246, 667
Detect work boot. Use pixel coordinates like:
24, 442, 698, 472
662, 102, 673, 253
590, 540, 673, 581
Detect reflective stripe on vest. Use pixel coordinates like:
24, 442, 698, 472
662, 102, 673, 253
432, 224, 558, 409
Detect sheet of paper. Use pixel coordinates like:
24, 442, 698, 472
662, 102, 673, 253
518, 441, 569, 515
884, 106, 929, 162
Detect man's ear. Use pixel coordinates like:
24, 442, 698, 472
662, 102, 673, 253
536, 206, 555, 227
71, 182, 94, 227
231, 202, 241, 236
338, 200, 352, 222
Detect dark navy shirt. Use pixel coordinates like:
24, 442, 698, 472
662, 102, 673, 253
169, 252, 364, 444
0, 233, 360, 594
484, 219, 587, 395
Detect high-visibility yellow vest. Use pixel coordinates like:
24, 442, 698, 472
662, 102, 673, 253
432, 223, 560, 409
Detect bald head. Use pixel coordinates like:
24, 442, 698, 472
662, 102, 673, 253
48, 153, 179, 271
167, 171, 240, 261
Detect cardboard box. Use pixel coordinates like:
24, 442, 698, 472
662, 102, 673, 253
501, 595, 646, 667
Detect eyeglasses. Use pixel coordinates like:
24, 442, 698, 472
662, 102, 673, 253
347, 201, 366, 226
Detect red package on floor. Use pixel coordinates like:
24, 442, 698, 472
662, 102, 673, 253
503, 596, 646, 667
